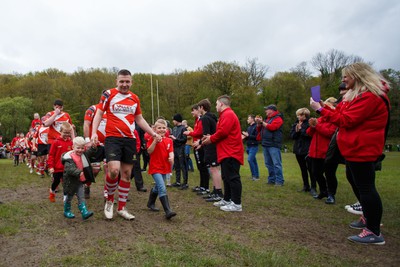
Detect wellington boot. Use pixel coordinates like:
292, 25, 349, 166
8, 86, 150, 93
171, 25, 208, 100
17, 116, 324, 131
78, 202, 93, 220
147, 190, 160, 212
63, 202, 75, 219
159, 195, 176, 220
49, 190, 56, 202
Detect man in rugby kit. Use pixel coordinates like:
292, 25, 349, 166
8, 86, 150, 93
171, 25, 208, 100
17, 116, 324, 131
33, 118, 50, 178
91, 69, 160, 220
44, 99, 74, 146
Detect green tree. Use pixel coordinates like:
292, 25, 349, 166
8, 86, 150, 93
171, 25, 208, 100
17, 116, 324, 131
0, 97, 33, 141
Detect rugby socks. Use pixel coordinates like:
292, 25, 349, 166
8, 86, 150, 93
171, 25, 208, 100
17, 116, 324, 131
106, 174, 118, 202
118, 180, 131, 211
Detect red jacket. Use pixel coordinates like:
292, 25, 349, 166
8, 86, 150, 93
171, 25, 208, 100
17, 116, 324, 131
306, 116, 336, 159
189, 117, 203, 142
210, 107, 244, 165
321, 92, 388, 162
47, 137, 73, 173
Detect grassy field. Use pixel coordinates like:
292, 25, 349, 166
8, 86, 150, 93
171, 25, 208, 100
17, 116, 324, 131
0, 151, 399, 267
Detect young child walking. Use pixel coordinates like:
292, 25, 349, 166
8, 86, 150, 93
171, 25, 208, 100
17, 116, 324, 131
47, 122, 73, 202
146, 119, 177, 219
13, 141, 21, 166
61, 136, 96, 220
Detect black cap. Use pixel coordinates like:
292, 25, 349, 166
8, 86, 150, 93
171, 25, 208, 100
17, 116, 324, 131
264, 104, 277, 111
173, 114, 183, 122
54, 99, 63, 106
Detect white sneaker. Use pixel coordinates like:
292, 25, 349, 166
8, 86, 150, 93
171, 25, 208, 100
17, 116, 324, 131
213, 199, 231, 207
117, 207, 135, 220
104, 201, 114, 219
345, 201, 360, 210
220, 202, 242, 212
29, 168, 33, 174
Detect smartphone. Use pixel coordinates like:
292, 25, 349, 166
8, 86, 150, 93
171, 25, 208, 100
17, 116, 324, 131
311, 85, 321, 102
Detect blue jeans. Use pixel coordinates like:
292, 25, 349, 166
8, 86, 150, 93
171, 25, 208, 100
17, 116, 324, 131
151, 173, 167, 197
246, 146, 259, 178
262, 146, 284, 185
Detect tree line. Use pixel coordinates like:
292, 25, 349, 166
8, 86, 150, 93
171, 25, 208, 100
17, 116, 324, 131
0, 49, 399, 143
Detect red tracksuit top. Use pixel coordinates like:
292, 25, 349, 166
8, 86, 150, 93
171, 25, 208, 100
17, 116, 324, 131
47, 137, 73, 173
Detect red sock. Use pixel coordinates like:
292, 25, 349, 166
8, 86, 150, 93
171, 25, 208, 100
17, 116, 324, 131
106, 174, 118, 202
118, 180, 130, 211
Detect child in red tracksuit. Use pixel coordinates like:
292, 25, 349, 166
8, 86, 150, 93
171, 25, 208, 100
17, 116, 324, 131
47, 122, 73, 202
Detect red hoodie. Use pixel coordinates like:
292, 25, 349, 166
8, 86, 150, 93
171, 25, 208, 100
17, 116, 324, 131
210, 107, 244, 165
321, 91, 388, 162
47, 137, 73, 173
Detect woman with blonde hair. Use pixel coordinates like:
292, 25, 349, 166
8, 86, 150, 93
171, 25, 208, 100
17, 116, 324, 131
310, 62, 390, 245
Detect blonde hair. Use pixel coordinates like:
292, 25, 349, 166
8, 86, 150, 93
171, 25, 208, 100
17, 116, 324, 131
60, 122, 72, 132
324, 97, 337, 108
73, 136, 86, 147
295, 108, 310, 118
342, 62, 389, 102
155, 118, 167, 126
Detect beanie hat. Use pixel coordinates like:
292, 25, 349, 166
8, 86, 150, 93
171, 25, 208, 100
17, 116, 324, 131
173, 114, 183, 122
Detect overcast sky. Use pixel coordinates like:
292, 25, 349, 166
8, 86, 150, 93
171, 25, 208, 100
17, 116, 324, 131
1, 0, 399, 76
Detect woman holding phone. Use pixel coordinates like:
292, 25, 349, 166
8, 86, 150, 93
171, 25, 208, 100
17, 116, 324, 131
310, 62, 389, 245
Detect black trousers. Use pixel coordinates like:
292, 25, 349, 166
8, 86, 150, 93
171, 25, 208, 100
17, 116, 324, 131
130, 157, 144, 190
310, 158, 327, 193
221, 158, 242, 205
295, 154, 311, 189
194, 147, 210, 189
174, 146, 188, 184
346, 161, 382, 235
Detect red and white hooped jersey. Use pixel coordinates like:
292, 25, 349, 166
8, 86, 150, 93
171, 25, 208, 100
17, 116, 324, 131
18, 137, 26, 148
45, 111, 72, 144
34, 125, 49, 145
84, 104, 107, 144
98, 88, 142, 139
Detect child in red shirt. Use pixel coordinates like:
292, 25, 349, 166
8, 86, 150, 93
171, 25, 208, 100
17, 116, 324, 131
146, 119, 176, 219
47, 122, 73, 202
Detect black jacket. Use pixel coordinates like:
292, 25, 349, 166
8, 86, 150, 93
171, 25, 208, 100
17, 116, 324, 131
290, 119, 311, 155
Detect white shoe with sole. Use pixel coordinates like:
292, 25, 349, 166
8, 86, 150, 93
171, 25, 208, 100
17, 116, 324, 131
117, 207, 135, 220
104, 201, 114, 219
213, 199, 231, 207
220, 202, 242, 212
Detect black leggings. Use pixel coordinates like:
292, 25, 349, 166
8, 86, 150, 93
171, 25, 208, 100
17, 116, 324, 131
346, 161, 382, 235
51, 172, 63, 193
295, 154, 311, 189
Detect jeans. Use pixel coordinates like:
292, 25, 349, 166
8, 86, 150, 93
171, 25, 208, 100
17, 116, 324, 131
151, 173, 167, 197
262, 146, 284, 185
246, 146, 259, 178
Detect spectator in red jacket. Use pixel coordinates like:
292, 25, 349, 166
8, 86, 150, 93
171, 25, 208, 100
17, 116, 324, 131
306, 99, 337, 200
202, 95, 244, 212
310, 62, 390, 245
